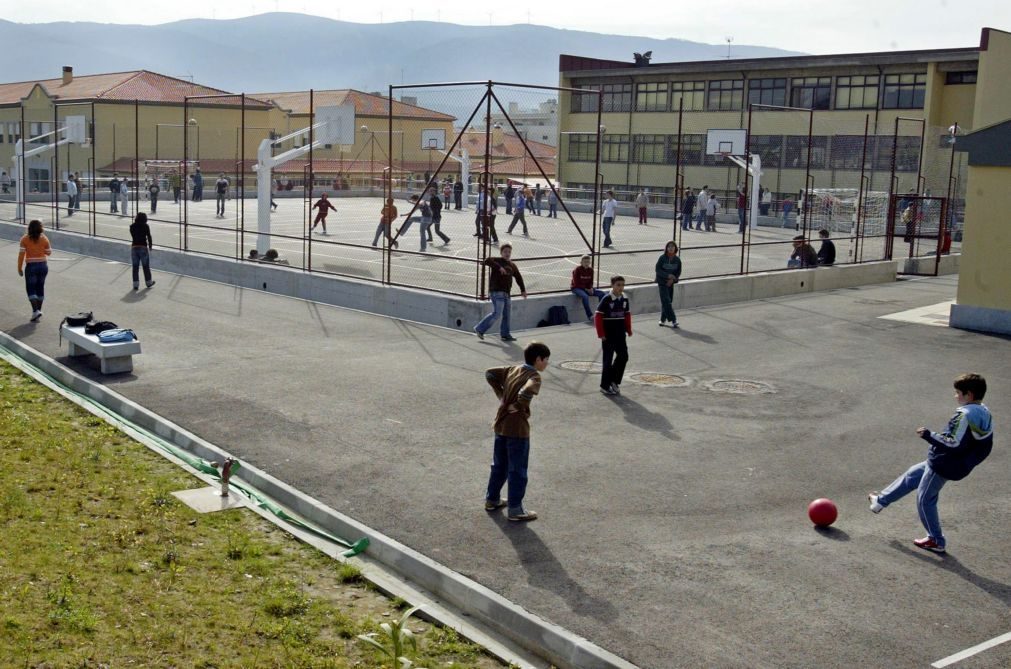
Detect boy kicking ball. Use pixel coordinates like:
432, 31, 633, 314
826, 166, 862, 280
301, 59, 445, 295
868, 373, 993, 553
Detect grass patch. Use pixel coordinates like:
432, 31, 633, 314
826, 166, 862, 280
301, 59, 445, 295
0, 360, 502, 668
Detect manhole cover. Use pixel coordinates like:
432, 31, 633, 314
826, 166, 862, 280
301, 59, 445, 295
705, 379, 776, 395
559, 360, 602, 373
629, 373, 690, 387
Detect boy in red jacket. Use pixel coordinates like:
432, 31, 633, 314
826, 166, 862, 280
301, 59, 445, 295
570, 255, 606, 321
594, 276, 632, 396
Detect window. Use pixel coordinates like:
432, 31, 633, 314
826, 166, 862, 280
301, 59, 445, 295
635, 82, 668, 112
668, 134, 704, 165
567, 135, 596, 162
882, 73, 926, 109
749, 135, 783, 167
670, 81, 705, 111
945, 71, 977, 85
708, 79, 744, 111
790, 77, 831, 110
28, 122, 53, 145
830, 135, 870, 169
874, 135, 921, 172
570, 84, 600, 113
835, 75, 879, 110
784, 136, 828, 169
601, 134, 629, 162
601, 83, 633, 113
632, 134, 667, 163
748, 78, 787, 107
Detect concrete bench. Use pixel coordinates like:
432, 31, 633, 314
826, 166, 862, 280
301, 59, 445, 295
60, 325, 141, 374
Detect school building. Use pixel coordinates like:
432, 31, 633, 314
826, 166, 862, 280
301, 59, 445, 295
555, 36, 992, 201
0, 68, 459, 195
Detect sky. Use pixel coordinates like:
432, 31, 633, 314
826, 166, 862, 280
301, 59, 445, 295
4, 0, 1008, 54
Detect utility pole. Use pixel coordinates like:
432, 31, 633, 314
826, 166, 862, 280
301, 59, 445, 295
725, 36, 734, 60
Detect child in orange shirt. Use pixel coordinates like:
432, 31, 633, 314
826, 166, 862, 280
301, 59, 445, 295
17, 220, 52, 322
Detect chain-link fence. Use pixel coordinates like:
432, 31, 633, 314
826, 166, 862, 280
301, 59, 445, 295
1, 91, 962, 298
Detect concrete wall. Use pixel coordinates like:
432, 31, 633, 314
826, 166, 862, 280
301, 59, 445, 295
2, 221, 898, 333
950, 28, 1011, 336
902, 253, 960, 276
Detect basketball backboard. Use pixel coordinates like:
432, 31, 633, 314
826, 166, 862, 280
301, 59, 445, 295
316, 104, 355, 145
64, 115, 87, 144
421, 128, 446, 151
706, 128, 747, 156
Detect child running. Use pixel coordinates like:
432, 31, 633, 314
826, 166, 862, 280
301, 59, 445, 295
311, 193, 337, 234
868, 373, 994, 553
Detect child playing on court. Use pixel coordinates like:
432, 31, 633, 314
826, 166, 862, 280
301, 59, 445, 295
484, 341, 551, 522
595, 276, 632, 396
868, 373, 994, 553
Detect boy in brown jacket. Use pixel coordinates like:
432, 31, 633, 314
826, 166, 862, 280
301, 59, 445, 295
484, 341, 551, 522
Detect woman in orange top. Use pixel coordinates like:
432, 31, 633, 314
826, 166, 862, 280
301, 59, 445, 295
17, 219, 52, 322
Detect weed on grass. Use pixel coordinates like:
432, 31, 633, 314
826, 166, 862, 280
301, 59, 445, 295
0, 360, 503, 668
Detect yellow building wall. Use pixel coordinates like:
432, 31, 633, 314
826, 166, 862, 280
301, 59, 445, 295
952, 28, 1011, 332
956, 165, 1011, 312
973, 28, 1011, 128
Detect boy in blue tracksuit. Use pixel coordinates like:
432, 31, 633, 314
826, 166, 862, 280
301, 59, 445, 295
868, 373, 994, 553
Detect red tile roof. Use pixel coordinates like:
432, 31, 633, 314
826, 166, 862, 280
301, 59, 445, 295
0, 70, 271, 108
458, 130, 556, 160
250, 89, 455, 121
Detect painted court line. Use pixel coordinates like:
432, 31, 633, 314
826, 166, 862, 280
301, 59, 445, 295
931, 631, 1011, 668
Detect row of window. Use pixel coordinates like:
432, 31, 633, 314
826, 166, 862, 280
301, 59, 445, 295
0, 122, 23, 144
570, 71, 949, 114
567, 133, 922, 171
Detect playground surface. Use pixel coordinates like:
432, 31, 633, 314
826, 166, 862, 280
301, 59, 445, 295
0, 193, 915, 296
0, 242, 1006, 669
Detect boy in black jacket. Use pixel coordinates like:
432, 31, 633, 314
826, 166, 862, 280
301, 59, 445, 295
594, 276, 632, 395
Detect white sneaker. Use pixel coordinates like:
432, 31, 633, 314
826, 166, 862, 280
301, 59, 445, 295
30, 310, 41, 322
868, 492, 883, 513
611, 382, 621, 395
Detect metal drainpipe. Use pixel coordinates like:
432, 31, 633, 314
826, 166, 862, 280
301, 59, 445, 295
625, 75, 635, 190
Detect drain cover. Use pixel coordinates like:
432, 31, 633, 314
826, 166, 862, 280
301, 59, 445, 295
629, 373, 690, 387
559, 360, 602, 372
705, 379, 776, 395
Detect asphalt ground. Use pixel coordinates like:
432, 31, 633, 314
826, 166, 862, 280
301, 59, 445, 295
0, 194, 920, 296
1, 241, 1006, 669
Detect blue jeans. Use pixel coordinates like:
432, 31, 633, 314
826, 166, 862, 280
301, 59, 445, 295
571, 287, 605, 319
602, 216, 614, 246
475, 291, 511, 337
878, 460, 948, 547
738, 207, 746, 232
24, 262, 48, 303
419, 217, 433, 251
695, 209, 706, 229
486, 434, 530, 514
548, 203, 557, 218
782, 203, 793, 227
131, 247, 152, 285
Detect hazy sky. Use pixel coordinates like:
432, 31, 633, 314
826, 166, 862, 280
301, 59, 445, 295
5, 0, 1007, 54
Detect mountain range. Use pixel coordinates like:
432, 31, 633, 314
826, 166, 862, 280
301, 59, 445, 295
0, 13, 802, 100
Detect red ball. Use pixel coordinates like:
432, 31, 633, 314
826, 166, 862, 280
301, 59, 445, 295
808, 498, 838, 527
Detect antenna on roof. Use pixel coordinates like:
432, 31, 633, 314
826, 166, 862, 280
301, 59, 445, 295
725, 36, 734, 60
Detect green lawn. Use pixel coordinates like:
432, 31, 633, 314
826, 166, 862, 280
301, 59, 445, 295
0, 360, 501, 668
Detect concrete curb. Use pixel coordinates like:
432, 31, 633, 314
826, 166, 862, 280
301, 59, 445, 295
0, 331, 639, 669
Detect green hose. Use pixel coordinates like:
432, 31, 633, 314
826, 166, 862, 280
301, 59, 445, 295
0, 342, 368, 557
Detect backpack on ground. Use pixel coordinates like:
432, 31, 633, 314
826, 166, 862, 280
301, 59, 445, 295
546, 305, 570, 326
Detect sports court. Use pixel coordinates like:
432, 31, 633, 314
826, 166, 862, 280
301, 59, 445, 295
2, 192, 924, 296
0, 239, 1005, 668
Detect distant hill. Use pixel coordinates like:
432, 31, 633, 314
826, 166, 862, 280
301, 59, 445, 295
0, 13, 801, 97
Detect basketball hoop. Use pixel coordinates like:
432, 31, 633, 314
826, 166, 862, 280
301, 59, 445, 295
717, 152, 731, 162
